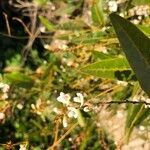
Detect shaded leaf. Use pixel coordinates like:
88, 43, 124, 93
110, 13, 150, 97
4, 72, 34, 88
80, 57, 131, 79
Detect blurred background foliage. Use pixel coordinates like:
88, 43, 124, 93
0, 0, 149, 149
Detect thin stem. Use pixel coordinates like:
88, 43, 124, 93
95, 100, 150, 105
48, 123, 78, 150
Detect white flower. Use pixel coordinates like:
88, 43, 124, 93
57, 92, 71, 106
1, 93, 8, 100
39, 26, 46, 33
19, 144, 26, 150
63, 115, 68, 128
145, 98, 150, 108
2, 84, 10, 93
67, 107, 78, 118
17, 104, 24, 110
0, 112, 5, 120
108, 1, 118, 12
83, 106, 90, 112
139, 125, 145, 131
0, 83, 10, 93
73, 93, 84, 107
116, 80, 128, 86
53, 107, 61, 114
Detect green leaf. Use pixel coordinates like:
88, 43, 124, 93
71, 31, 106, 44
80, 57, 131, 79
132, 0, 150, 5
33, 0, 48, 6
125, 104, 150, 142
4, 72, 34, 88
110, 13, 150, 97
91, 0, 106, 26
138, 25, 150, 37
57, 21, 85, 31
92, 51, 113, 60
77, 109, 85, 127
39, 16, 55, 31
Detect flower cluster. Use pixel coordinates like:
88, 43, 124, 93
0, 82, 10, 100
55, 92, 89, 128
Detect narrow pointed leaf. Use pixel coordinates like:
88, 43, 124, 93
91, 0, 106, 26
110, 13, 150, 96
39, 16, 55, 31
80, 57, 131, 79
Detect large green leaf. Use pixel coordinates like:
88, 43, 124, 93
91, 0, 106, 26
80, 57, 131, 79
110, 13, 150, 97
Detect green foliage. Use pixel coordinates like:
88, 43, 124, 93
110, 13, 150, 142
110, 13, 150, 97
91, 0, 106, 26
81, 57, 131, 79
39, 16, 56, 31
0, 0, 149, 149
125, 104, 150, 142
4, 72, 34, 88
132, 0, 150, 5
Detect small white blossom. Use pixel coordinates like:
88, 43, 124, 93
39, 26, 46, 33
0, 112, 5, 120
44, 44, 50, 50
19, 144, 26, 150
17, 104, 24, 110
0, 83, 10, 93
116, 80, 128, 86
139, 125, 145, 131
145, 98, 150, 108
1, 93, 8, 100
63, 115, 68, 128
73, 93, 84, 107
57, 92, 71, 106
108, 1, 118, 12
83, 106, 90, 112
67, 107, 78, 118
53, 107, 61, 114
31, 104, 36, 110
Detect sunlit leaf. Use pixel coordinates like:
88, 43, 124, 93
39, 16, 55, 31
91, 0, 106, 26
80, 57, 131, 79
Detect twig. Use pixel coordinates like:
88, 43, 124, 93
95, 100, 150, 105
48, 123, 78, 150
3, 12, 11, 36
12, 17, 32, 36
